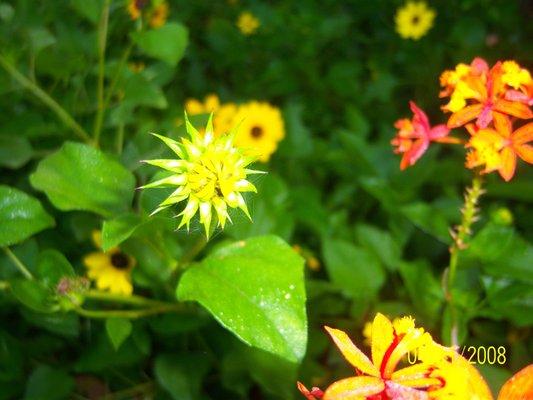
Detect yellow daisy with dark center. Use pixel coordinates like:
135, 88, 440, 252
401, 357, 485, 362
232, 101, 285, 162
83, 231, 136, 295
395, 1, 435, 40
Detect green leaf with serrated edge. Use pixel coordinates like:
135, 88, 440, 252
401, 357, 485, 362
0, 186, 54, 247
30, 142, 135, 217
105, 318, 132, 350
177, 235, 307, 363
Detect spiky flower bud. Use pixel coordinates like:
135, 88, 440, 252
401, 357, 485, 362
142, 113, 263, 238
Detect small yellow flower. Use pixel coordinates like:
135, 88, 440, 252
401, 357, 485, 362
142, 113, 264, 238
83, 231, 136, 295
185, 94, 221, 116
149, 1, 169, 28
395, 1, 435, 40
232, 101, 285, 162
214, 103, 238, 136
237, 11, 260, 35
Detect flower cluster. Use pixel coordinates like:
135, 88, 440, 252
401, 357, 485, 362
392, 58, 533, 181
127, 0, 169, 28
185, 94, 285, 162
298, 313, 493, 400
142, 114, 263, 238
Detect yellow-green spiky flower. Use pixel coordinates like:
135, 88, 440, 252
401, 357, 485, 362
141, 113, 263, 238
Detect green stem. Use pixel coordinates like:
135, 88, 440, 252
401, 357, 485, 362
0, 54, 91, 143
2, 247, 34, 280
84, 289, 171, 308
75, 303, 185, 319
179, 235, 207, 267
446, 174, 484, 346
116, 122, 125, 154
93, 0, 111, 146
103, 42, 133, 112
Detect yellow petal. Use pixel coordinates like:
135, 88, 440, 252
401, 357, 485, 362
371, 313, 394, 370
324, 326, 380, 377
323, 376, 384, 400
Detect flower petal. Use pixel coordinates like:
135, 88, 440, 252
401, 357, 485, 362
371, 313, 394, 371
497, 364, 533, 400
324, 326, 380, 377
447, 104, 484, 128
512, 122, 533, 145
499, 147, 517, 181
494, 99, 533, 120
323, 377, 384, 400
515, 144, 533, 164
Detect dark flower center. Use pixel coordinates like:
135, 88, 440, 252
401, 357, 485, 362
250, 126, 264, 139
135, 0, 148, 10
111, 252, 130, 270
412, 15, 420, 25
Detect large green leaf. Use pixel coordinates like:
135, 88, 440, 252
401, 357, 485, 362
10, 280, 55, 313
133, 23, 188, 66
322, 239, 385, 299
30, 142, 135, 217
177, 235, 307, 363
0, 186, 54, 247
24, 365, 74, 400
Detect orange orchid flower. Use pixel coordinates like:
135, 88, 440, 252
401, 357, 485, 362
465, 114, 533, 181
297, 314, 493, 400
392, 101, 459, 170
441, 58, 533, 129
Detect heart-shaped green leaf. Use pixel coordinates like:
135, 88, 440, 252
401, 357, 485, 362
177, 235, 307, 363
132, 23, 188, 66
105, 318, 132, 350
30, 142, 135, 217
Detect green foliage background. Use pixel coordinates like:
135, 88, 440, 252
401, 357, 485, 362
0, 0, 532, 398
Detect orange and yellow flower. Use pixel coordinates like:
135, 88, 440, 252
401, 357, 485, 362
465, 114, 533, 181
497, 364, 533, 400
440, 58, 533, 129
297, 313, 493, 400
392, 101, 459, 170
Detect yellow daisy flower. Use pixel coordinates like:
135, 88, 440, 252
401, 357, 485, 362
83, 231, 136, 295
149, 0, 169, 28
214, 103, 238, 136
142, 113, 264, 238
236, 11, 260, 35
395, 1, 435, 40
232, 101, 285, 162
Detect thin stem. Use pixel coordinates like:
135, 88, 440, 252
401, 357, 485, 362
75, 303, 185, 319
0, 54, 91, 143
103, 42, 133, 111
445, 174, 484, 346
84, 289, 171, 308
2, 247, 34, 280
93, 0, 111, 146
116, 122, 125, 154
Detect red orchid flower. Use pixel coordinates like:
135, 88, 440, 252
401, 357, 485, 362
392, 101, 458, 170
